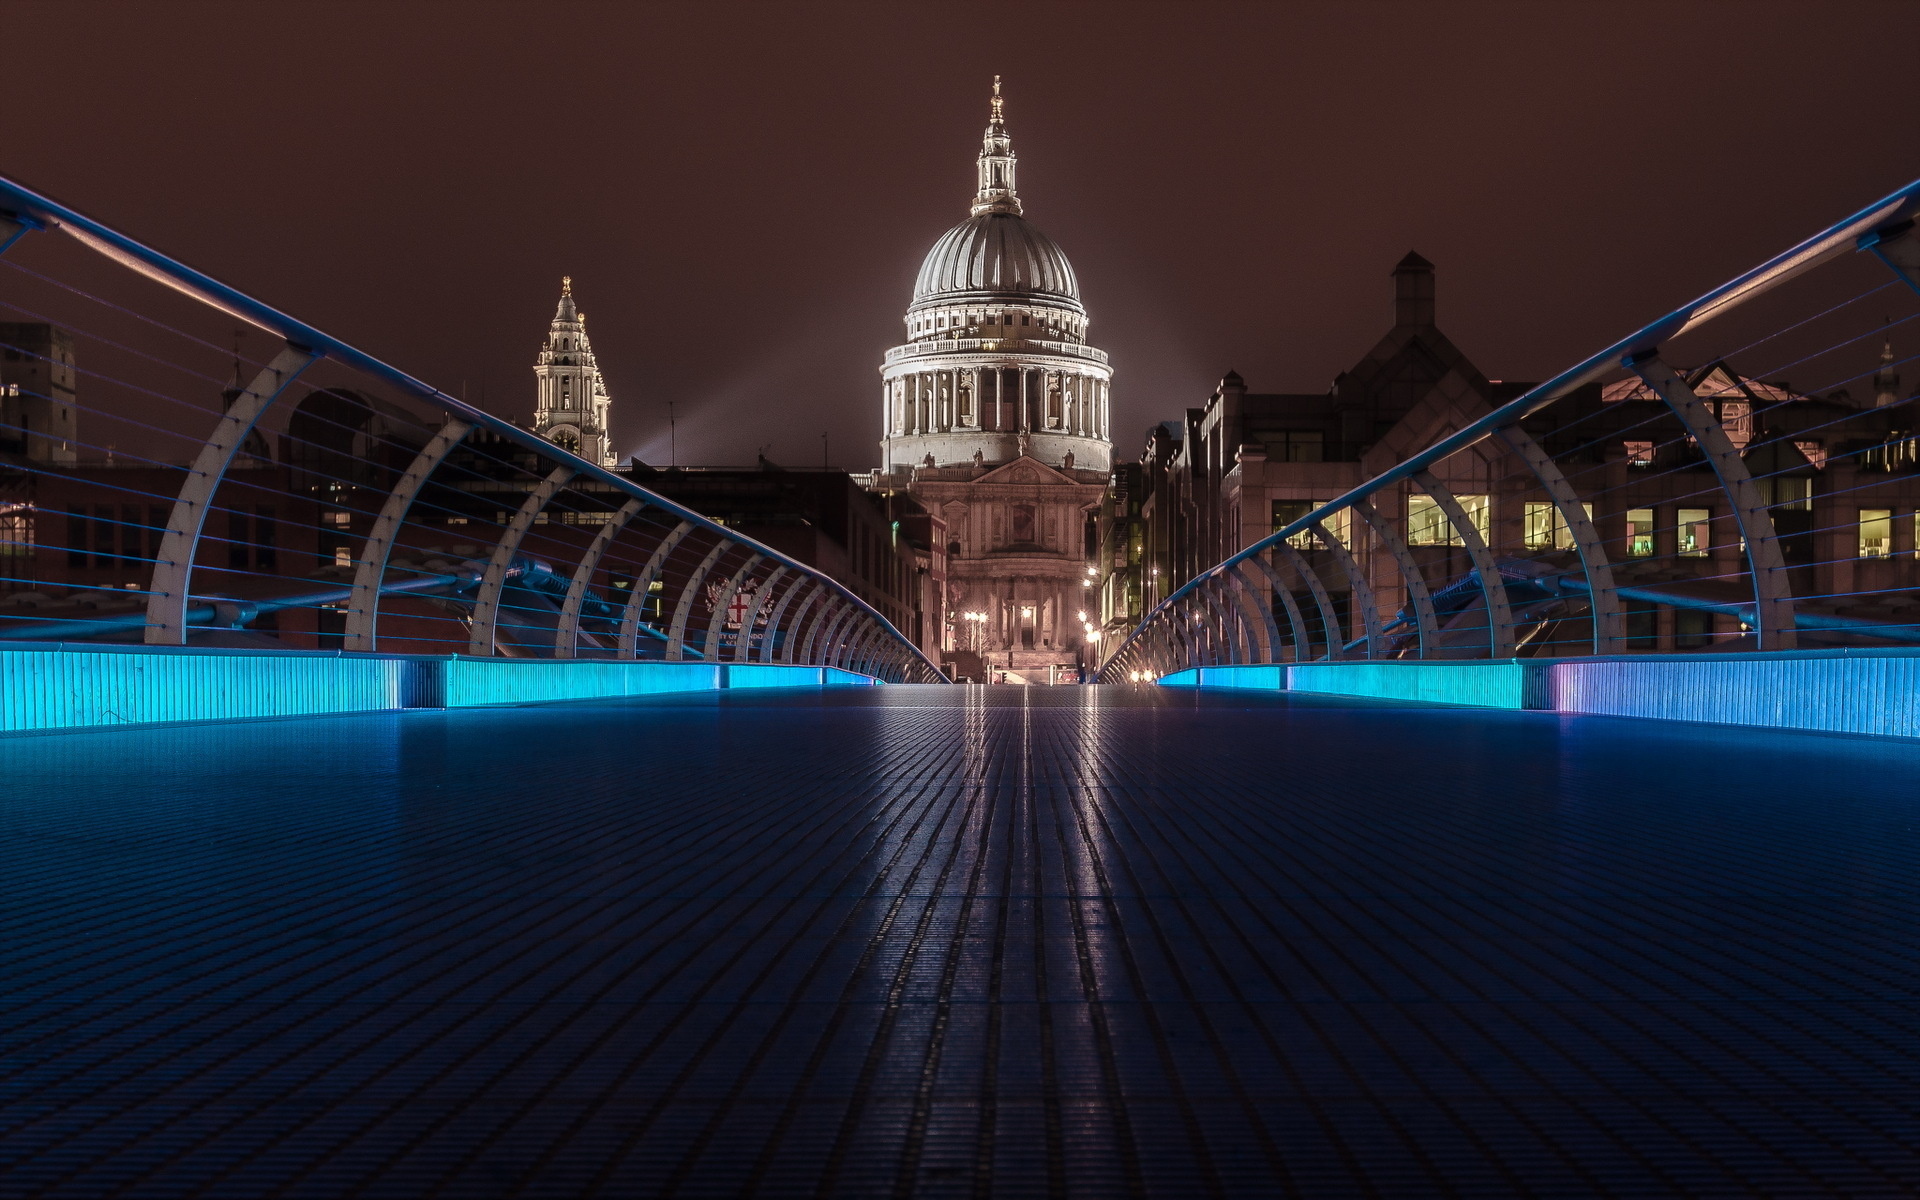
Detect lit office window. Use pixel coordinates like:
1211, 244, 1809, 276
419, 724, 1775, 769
1272, 500, 1348, 549
1678, 508, 1711, 557
1627, 508, 1654, 557
0, 503, 34, 557
1523, 502, 1555, 550
1522, 501, 1593, 551
1408, 493, 1489, 547
1859, 509, 1893, 558
1624, 440, 1655, 467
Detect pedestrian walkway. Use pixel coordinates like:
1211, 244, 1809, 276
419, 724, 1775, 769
2, 686, 1917, 1197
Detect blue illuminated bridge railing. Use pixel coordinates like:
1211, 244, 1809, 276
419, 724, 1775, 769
0, 172, 943, 691
1101, 174, 1920, 711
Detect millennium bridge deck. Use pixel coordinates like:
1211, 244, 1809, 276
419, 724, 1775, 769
2, 687, 1918, 1197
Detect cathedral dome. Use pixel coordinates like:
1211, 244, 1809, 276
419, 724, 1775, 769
911, 213, 1082, 314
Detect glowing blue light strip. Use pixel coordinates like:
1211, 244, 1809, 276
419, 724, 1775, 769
0, 644, 882, 733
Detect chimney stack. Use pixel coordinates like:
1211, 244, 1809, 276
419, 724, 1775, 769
1394, 251, 1435, 328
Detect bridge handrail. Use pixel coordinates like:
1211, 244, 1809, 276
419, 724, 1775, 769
0, 172, 942, 682
1104, 175, 1920, 678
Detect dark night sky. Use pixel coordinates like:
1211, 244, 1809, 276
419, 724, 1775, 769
7, 1, 1919, 467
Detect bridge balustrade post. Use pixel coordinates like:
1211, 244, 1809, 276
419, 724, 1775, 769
468, 465, 574, 656
345, 418, 472, 652
1629, 353, 1797, 651
146, 344, 320, 645
1411, 471, 1516, 658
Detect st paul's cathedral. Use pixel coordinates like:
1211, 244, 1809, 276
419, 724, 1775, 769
871, 80, 1112, 683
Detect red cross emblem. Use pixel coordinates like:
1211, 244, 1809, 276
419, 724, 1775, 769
726, 589, 753, 627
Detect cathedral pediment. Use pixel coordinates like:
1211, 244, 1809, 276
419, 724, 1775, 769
976, 455, 1074, 486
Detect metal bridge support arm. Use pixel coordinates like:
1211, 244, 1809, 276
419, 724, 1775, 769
1352, 499, 1437, 658
836, 619, 874, 673
1412, 471, 1517, 658
803, 600, 848, 666
1152, 622, 1184, 676
1245, 549, 1312, 661
1172, 600, 1198, 670
805, 601, 853, 666
734, 567, 788, 662
1493, 426, 1624, 654
1863, 220, 1920, 295
666, 539, 733, 661
856, 628, 890, 678
468, 465, 574, 656
616, 520, 693, 656
1276, 543, 1345, 660
1630, 353, 1797, 650
1226, 563, 1282, 662
1217, 576, 1258, 663
0, 211, 43, 257
1312, 520, 1384, 657
1197, 583, 1237, 666
146, 344, 319, 645
699, 554, 765, 664
1159, 621, 1185, 674
345, 417, 471, 652
554, 497, 645, 658
1217, 576, 1257, 664
857, 626, 893, 678
1189, 597, 1213, 668
762, 579, 819, 663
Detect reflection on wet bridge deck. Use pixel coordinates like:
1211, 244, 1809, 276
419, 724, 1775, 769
2, 686, 1917, 1197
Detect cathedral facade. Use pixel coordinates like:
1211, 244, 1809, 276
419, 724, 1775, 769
873, 81, 1110, 682
532, 278, 617, 468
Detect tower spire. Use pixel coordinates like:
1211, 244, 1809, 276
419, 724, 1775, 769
972, 75, 1021, 217
1876, 317, 1900, 406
